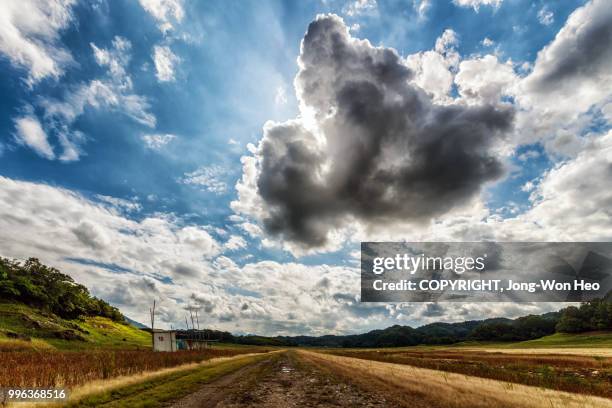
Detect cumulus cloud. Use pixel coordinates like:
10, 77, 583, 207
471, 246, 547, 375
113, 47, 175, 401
455, 55, 518, 104
153, 45, 179, 82
142, 133, 176, 149
13, 115, 55, 159
0, 0, 76, 85
233, 15, 514, 250
452, 0, 503, 12
524, 0, 611, 98
516, 0, 612, 151
0, 175, 399, 335
518, 131, 612, 240
224, 235, 247, 251
0, 174, 588, 334
405, 29, 459, 103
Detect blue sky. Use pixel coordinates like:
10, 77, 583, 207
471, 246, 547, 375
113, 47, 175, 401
1, 0, 611, 335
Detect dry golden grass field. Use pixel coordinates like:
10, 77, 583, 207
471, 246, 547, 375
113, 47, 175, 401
2, 346, 611, 407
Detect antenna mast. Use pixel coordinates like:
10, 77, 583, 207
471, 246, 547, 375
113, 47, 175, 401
149, 300, 156, 349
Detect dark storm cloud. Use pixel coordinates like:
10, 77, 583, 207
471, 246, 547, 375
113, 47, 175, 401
255, 15, 514, 247
528, 0, 612, 92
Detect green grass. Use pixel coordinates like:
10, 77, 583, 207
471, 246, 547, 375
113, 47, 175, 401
508, 332, 612, 348
65, 353, 273, 408
437, 332, 612, 349
0, 302, 150, 350
318, 332, 612, 354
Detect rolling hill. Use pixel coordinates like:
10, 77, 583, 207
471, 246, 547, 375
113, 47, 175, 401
0, 302, 150, 350
0, 257, 150, 350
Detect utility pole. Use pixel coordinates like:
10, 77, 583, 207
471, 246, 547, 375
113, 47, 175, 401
149, 300, 156, 349
195, 309, 200, 330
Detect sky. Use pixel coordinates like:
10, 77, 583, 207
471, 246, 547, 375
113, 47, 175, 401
0, 0, 611, 335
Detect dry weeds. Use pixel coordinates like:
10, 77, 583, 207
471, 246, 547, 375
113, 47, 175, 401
0, 348, 266, 388
299, 350, 612, 408
9, 353, 270, 408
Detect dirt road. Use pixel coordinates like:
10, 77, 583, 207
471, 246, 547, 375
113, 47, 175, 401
168, 350, 612, 408
168, 351, 390, 408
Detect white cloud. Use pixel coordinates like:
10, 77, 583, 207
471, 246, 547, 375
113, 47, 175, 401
231, 154, 267, 221
455, 54, 518, 104
0, 174, 595, 334
537, 6, 554, 26
521, 181, 535, 192
406, 51, 453, 103
91, 37, 132, 88
405, 29, 459, 103
515, 0, 612, 152
142, 133, 176, 149
138, 0, 184, 33
180, 165, 228, 194
95, 195, 142, 213
239, 222, 263, 238
224, 235, 247, 251
13, 115, 54, 159
274, 85, 287, 106
0, 0, 76, 85
0, 176, 374, 335
344, 0, 377, 17
516, 149, 540, 162
435, 28, 459, 55
413, 0, 431, 20
20, 36, 157, 161
517, 131, 612, 239
602, 102, 612, 123
42, 78, 156, 128
481, 37, 495, 47
153, 45, 179, 82
176, 226, 220, 256
452, 0, 503, 12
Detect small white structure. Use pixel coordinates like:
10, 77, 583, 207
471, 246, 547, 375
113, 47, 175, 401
152, 329, 177, 352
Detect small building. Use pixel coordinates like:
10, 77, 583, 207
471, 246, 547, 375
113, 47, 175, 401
152, 329, 219, 352
152, 329, 177, 352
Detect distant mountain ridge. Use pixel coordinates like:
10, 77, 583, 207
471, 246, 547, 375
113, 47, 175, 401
124, 316, 148, 329
232, 302, 608, 348
243, 314, 560, 348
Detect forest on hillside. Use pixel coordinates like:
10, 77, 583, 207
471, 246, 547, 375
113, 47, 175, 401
0, 257, 122, 321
